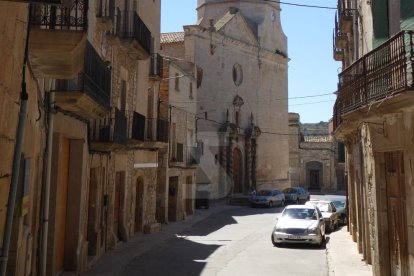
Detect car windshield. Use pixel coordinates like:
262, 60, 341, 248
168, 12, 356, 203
258, 190, 271, 196
316, 203, 330, 212
282, 208, 317, 220
282, 188, 295, 194
332, 200, 345, 208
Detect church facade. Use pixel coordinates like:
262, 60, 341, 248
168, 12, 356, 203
182, 0, 290, 198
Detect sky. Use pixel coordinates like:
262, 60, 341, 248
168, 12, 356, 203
161, 0, 340, 123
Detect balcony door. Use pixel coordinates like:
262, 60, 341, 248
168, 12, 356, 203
385, 151, 408, 276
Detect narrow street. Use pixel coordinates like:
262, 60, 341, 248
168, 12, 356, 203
123, 202, 329, 276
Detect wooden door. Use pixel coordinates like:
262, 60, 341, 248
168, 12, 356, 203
114, 172, 124, 241
55, 137, 69, 273
232, 148, 242, 193
310, 170, 320, 189
87, 168, 98, 256
385, 151, 408, 276
135, 178, 144, 232
168, 177, 178, 222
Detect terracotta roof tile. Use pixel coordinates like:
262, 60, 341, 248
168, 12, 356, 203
161, 32, 185, 44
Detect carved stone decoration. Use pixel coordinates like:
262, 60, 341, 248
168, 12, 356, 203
233, 95, 244, 108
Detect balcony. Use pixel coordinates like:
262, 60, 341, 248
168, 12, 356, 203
53, 42, 111, 119
29, 0, 88, 79
338, 0, 354, 33
96, 0, 115, 31
333, 31, 414, 131
114, 9, 151, 59
126, 113, 169, 149
334, 15, 348, 49
89, 108, 128, 152
333, 32, 344, 61
170, 144, 198, 167
149, 53, 164, 80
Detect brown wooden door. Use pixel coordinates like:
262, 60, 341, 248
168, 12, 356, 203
232, 148, 242, 193
55, 137, 69, 273
87, 168, 98, 256
114, 172, 124, 241
135, 178, 144, 232
385, 151, 408, 276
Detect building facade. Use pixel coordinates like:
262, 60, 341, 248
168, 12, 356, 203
162, 0, 290, 199
288, 113, 345, 191
0, 0, 164, 275
157, 51, 199, 222
333, 0, 414, 275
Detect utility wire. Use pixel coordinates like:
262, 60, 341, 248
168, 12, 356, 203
263, 0, 337, 10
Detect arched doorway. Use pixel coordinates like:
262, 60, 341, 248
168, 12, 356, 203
232, 148, 242, 193
306, 161, 323, 190
135, 177, 144, 232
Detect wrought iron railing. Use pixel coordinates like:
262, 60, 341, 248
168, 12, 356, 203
338, 0, 355, 17
54, 41, 111, 109
334, 31, 414, 130
115, 9, 151, 53
125, 111, 146, 141
90, 107, 127, 145
30, 0, 87, 30
96, 0, 115, 22
150, 53, 163, 78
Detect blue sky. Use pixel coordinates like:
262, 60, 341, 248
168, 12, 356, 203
161, 0, 340, 123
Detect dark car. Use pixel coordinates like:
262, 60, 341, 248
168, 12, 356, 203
195, 191, 210, 209
282, 187, 310, 204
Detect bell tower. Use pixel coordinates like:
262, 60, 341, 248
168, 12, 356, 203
196, 0, 287, 53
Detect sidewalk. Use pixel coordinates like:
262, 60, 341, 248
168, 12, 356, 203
84, 200, 372, 276
84, 200, 239, 276
326, 226, 372, 276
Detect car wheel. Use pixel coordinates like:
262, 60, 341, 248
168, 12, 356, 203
271, 234, 278, 247
269, 201, 273, 208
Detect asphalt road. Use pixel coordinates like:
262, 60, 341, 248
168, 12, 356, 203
122, 198, 340, 276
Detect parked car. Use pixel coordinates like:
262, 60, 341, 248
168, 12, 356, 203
195, 190, 210, 209
331, 198, 347, 225
271, 205, 326, 247
282, 187, 310, 204
250, 189, 285, 208
305, 200, 340, 232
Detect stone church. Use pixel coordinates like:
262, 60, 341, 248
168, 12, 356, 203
162, 0, 290, 199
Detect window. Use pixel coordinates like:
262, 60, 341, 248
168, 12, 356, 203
232, 63, 243, 86
174, 73, 180, 91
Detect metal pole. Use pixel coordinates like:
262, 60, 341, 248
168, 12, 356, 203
0, 6, 30, 276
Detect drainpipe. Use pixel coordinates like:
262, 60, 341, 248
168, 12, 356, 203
0, 7, 30, 276
40, 90, 55, 275
358, 129, 366, 260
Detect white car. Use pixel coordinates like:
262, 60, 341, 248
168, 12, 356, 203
250, 189, 285, 208
271, 205, 326, 247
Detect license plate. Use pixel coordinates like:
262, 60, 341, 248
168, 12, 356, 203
289, 235, 302, 240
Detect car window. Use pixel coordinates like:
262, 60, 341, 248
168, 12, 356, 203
282, 208, 316, 220
332, 200, 345, 208
258, 190, 271, 196
316, 202, 330, 212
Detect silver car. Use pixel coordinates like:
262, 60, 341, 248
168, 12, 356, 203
250, 189, 285, 208
271, 205, 326, 247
